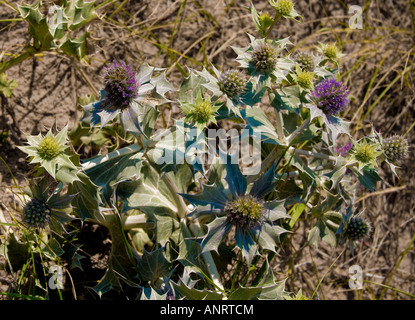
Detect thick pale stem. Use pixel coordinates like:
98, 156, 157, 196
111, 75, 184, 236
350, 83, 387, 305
275, 110, 287, 144
161, 173, 188, 219
121, 214, 153, 230
95, 212, 153, 230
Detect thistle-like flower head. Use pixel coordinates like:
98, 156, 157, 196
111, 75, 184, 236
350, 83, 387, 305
217, 69, 247, 99
224, 195, 265, 229
295, 51, 316, 72
102, 60, 140, 109
180, 161, 289, 264
293, 66, 314, 90
318, 42, 345, 61
251, 42, 278, 74
382, 134, 409, 163
232, 35, 294, 84
343, 216, 370, 241
337, 207, 371, 246
23, 198, 52, 229
38, 136, 62, 160
21, 178, 75, 231
311, 78, 349, 117
82, 61, 173, 135
180, 94, 220, 130
354, 141, 377, 163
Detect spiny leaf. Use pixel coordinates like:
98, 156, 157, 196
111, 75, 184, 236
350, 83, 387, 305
137, 247, 171, 283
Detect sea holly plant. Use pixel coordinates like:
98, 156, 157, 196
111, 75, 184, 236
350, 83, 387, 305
7, 0, 410, 300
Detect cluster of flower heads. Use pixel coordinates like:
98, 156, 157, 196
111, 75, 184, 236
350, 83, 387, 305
311, 78, 349, 117
103, 60, 140, 109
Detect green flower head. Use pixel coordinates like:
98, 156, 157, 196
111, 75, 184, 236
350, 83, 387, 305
317, 42, 345, 61
273, 0, 294, 16
38, 136, 62, 160
18, 125, 78, 179
351, 139, 382, 170
180, 94, 220, 130
294, 51, 316, 72
292, 65, 314, 90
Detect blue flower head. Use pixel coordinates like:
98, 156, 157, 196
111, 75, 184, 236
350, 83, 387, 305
82, 61, 173, 135
102, 60, 140, 109
311, 78, 349, 117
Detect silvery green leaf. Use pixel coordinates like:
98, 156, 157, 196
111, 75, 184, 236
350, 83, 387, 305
171, 278, 223, 300
270, 86, 302, 113
83, 145, 144, 202
140, 287, 167, 300
42, 237, 65, 259
201, 216, 232, 254
228, 286, 263, 300
178, 70, 208, 104
116, 163, 178, 215
137, 247, 171, 283
177, 221, 209, 277
59, 31, 89, 63
18, 2, 53, 50
68, 171, 105, 222
251, 227, 277, 252
235, 227, 257, 265
145, 209, 179, 246
242, 107, 282, 145
352, 166, 382, 191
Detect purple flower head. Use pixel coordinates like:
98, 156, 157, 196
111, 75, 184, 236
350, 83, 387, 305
103, 60, 140, 109
336, 142, 353, 158
311, 78, 349, 117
